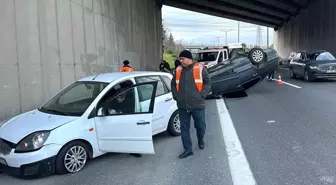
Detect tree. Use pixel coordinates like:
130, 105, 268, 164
161, 20, 184, 54
167, 33, 175, 52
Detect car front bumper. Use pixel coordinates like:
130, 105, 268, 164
0, 144, 62, 178
311, 71, 336, 79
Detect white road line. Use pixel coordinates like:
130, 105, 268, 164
216, 99, 257, 185
272, 79, 302, 89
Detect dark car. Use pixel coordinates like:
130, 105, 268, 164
207, 47, 280, 97
289, 50, 336, 81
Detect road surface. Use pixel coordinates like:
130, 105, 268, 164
3, 67, 336, 185
226, 67, 336, 185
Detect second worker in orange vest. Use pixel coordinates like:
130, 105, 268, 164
120, 60, 134, 72
171, 50, 211, 159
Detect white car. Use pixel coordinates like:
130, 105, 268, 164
0, 71, 180, 178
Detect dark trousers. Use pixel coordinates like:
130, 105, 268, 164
268, 71, 275, 79
178, 108, 206, 152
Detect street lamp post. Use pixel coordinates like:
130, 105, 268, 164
220, 29, 232, 45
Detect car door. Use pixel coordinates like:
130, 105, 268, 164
217, 51, 223, 64
223, 49, 229, 61
94, 81, 158, 154
292, 53, 302, 74
296, 53, 307, 75
160, 75, 177, 125
135, 75, 170, 133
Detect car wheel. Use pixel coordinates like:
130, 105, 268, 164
55, 141, 90, 174
167, 111, 181, 136
248, 48, 266, 65
304, 69, 311, 82
289, 67, 296, 78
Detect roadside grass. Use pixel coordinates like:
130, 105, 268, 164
163, 53, 177, 69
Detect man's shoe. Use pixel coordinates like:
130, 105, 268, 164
198, 140, 205, 150
178, 151, 193, 159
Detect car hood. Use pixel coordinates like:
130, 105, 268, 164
0, 109, 78, 143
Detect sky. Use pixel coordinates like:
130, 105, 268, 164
162, 5, 274, 47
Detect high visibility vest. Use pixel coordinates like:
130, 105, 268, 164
120, 66, 134, 72
175, 62, 204, 92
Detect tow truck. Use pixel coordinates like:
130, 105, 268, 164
196, 43, 246, 68
196, 46, 230, 68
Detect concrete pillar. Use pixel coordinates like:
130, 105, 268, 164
0, 0, 162, 122
275, 0, 335, 58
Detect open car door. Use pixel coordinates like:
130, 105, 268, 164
94, 81, 158, 154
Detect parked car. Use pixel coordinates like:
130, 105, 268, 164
207, 47, 280, 97
0, 72, 180, 178
289, 50, 336, 81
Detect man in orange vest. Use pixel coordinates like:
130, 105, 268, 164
120, 60, 134, 72
171, 50, 211, 159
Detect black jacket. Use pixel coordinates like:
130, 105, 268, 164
171, 63, 211, 110
159, 62, 170, 72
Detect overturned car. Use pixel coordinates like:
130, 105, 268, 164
206, 47, 280, 97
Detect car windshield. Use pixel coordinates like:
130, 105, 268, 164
315, 52, 335, 60
197, 51, 218, 62
39, 81, 109, 116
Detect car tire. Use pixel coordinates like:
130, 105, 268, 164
55, 141, 90, 174
289, 67, 296, 78
248, 48, 266, 65
167, 111, 181, 136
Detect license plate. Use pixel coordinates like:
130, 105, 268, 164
0, 158, 7, 165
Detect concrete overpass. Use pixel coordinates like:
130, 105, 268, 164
0, 0, 333, 122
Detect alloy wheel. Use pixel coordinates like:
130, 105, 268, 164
252, 50, 264, 63
173, 114, 181, 133
64, 145, 87, 173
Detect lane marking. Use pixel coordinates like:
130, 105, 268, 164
272, 79, 302, 89
216, 99, 257, 185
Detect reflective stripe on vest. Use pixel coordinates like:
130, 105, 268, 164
120, 66, 134, 72
175, 62, 204, 92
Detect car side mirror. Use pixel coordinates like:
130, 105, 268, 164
97, 107, 106, 117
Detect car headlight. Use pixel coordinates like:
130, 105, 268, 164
15, 131, 50, 153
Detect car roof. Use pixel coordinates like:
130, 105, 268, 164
199, 49, 222, 52
78, 71, 171, 83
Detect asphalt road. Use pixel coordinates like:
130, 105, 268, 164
0, 100, 233, 185
226, 67, 336, 185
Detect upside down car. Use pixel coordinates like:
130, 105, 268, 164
206, 47, 280, 97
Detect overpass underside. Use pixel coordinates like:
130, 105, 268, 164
163, 0, 333, 58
